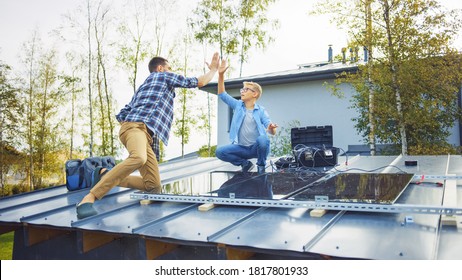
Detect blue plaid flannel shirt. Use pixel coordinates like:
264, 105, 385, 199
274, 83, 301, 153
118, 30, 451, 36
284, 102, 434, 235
116, 71, 198, 157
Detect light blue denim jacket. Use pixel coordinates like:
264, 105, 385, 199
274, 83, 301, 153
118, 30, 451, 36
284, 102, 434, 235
219, 91, 272, 144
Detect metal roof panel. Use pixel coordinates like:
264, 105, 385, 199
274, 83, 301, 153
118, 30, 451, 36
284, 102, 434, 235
1, 156, 461, 260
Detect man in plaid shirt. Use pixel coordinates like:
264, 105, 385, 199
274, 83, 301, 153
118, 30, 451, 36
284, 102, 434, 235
76, 52, 220, 219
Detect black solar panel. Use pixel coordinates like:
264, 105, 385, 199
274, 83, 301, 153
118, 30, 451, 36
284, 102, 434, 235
160, 170, 413, 204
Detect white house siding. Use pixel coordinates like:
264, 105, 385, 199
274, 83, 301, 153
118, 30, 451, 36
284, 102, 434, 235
217, 79, 363, 154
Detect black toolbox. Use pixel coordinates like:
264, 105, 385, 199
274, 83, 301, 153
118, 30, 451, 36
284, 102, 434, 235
290, 125, 339, 167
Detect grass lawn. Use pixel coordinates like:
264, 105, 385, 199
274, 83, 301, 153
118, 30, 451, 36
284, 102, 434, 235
0, 231, 14, 260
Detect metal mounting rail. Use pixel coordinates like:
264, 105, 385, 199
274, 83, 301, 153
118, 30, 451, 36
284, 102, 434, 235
130, 192, 462, 216
411, 174, 462, 180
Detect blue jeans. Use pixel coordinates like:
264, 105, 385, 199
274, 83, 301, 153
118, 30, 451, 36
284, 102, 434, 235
216, 135, 270, 167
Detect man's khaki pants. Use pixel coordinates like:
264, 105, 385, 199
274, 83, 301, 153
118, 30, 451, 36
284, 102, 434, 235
90, 122, 161, 199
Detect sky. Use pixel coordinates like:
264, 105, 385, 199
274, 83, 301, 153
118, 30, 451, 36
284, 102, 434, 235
1, 0, 461, 159
1, 0, 461, 75
0, 0, 347, 73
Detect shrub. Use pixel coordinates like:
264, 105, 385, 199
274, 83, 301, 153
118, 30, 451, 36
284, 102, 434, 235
198, 145, 216, 157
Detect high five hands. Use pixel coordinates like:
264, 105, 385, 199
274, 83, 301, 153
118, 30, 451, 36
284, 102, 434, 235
205, 52, 220, 72
219, 58, 229, 75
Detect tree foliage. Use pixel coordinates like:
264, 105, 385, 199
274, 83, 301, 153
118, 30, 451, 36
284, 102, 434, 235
60, 52, 85, 159
92, 0, 117, 156
173, 88, 197, 157
17, 37, 70, 190
172, 35, 198, 158
315, 0, 462, 155
115, 0, 156, 93
0, 61, 23, 195
236, 0, 278, 76
0, 62, 22, 150
270, 120, 301, 157
189, 0, 278, 76
33, 50, 64, 187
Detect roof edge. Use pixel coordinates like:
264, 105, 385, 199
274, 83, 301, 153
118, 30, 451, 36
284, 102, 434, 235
199, 64, 358, 93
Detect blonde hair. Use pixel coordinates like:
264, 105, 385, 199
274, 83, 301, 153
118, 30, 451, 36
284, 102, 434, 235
243, 81, 262, 99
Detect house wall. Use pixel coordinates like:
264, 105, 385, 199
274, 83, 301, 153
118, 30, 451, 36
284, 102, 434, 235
216, 79, 462, 156
217, 79, 364, 154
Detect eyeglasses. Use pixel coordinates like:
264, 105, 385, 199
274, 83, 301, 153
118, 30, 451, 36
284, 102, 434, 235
240, 87, 255, 93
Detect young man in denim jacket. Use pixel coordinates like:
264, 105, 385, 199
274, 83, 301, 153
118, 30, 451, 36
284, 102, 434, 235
215, 59, 277, 174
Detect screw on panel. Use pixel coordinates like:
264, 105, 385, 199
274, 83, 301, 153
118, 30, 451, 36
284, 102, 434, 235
404, 216, 414, 224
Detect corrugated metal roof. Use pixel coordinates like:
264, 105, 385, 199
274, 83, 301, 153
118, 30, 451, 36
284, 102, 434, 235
1, 155, 461, 260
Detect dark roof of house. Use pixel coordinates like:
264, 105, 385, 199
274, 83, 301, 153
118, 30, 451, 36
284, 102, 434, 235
1, 155, 461, 260
200, 62, 359, 93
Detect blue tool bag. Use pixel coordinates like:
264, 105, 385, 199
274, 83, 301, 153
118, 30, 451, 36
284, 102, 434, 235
65, 156, 116, 191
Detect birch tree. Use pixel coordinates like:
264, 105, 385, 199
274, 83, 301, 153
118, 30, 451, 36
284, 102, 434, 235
190, 0, 278, 75
314, 0, 462, 155
33, 50, 67, 188
236, 0, 278, 77
93, 0, 116, 156
173, 35, 198, 158
20, 31, 41, 191
61, 52, 84, 159
0, 61, 22, 195
116, 0, 152, 93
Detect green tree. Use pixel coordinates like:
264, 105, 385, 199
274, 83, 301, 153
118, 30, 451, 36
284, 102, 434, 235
174, 88, 197, 157
33, 50, 68, 188
149, 0, 178, 57
60, 52, 85, 159
270, 120, 300, 157
0, 61, 22, 195
190, 0, 278, 76
86, 0, 95, 157
19, 32, 73, 190
315, 0, 462, 155
172, 35, 198, 158
190, 0, 238, 59
93, 0, 117, 156
116, 0, 152, 93
236, 0, 278, 76
20, 30, 42, 191
196, 96, 216, 157
60, 0, 121, 158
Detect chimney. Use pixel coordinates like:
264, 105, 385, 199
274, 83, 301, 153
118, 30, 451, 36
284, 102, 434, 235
328, 45, 333, 63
